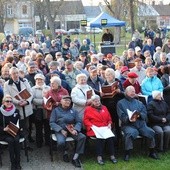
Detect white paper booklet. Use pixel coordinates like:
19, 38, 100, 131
91, 125, 115, 139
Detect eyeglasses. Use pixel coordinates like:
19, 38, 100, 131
5, 100, 12, 103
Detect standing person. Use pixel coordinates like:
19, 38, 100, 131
32, 74, 51, 148
3, 67, 33, 140
44, 76, 69, 119
102, 29, 114, 42
0, 95, 22, 170
117, 86, 159, 161
71, 73, 95, 120
102, 68, 124, 146
63, 60, 81, 89
50, 95, 86, 168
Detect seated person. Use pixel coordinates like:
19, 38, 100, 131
0, 95, 23, 170
83, 95, 117, 165
147, 91, 170, 152
50, 95, 86, 168
141, 67, 163, 102
117, 86, 159, 161
123, 72, 141, 94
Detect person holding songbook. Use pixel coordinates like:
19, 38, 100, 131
84, 95, 117, 165
71, 73, 95, 121
50, 95, 86, 168
0, 95, 22, 170
44, 76, 68, 118
32, 73, 51, 148
101, 68, 124, 147
117, 86, 159, 161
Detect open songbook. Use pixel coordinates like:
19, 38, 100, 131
7, 121, 19, 137
127, 109, 140, 121
91, 125, 115, 139
14, 88, 31, 100
101, 81, 119, 98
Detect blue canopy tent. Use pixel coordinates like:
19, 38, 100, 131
89, 12, 126, 28
89, 12, 126, 52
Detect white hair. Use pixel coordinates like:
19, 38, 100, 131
50, 76, 61, 86
9, 67, 19, 75
105, 68, 115, 76
76, 73, 87, 83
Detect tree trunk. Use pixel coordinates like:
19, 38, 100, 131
129, 0, 135, 35
44, 0, 56, 39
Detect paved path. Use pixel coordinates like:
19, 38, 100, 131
1, 142, 83, 170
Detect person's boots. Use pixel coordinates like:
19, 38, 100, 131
149, 148, 159, 160
124, 150, 130, 161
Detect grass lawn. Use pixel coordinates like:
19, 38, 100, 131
67, 31, 132, 56
82, 143, 170, 170
79, 138, 170, 170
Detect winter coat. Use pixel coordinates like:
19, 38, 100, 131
147, 99, 170, 127
4, 78, 33, 119
83, 105, 112, 137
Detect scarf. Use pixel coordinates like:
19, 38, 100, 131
0, 104, 16, 117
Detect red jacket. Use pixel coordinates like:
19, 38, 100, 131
83, 105, 112, 137
123, 79, 141, 94
45, 87, 68, 119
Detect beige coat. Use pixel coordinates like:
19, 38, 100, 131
4, 78, 33, 119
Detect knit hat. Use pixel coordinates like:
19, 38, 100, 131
127, 72, 138, 78
152, 90, 162, 99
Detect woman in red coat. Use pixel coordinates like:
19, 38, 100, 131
83, 95, 117, 165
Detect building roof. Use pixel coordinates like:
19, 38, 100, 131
84, 6, 102, 21
152, 5, 170, 16
138, 3, 159, 17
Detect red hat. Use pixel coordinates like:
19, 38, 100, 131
127, 72, 138, 78
121, 66, 129, 74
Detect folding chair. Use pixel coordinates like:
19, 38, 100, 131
49, 132, 74, 162
0, 137, 29, 167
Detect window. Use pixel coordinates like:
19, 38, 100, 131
22, 5, 27, 14
7, 5, 12, 15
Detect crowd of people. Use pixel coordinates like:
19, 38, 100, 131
0, 29, 170, 169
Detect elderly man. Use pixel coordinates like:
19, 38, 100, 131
117, 86, 158, 161
50, 95, 86, 168
130, 58, 146, 85
4, 67, 33, 137
63, 60, 81, 89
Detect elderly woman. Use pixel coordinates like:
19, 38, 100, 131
84, 95, 117, 165
0, 95, 22, 170
32, 73, 51, 148
147, 91, 170, 152
102, 68, 124, 146
71, 73, 95, 120
45, 76, 68, 119
141, 67, 163, 102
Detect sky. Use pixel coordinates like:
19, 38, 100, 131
82, 0, 170, 6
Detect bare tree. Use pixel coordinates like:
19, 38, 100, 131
0, 0, 7, 32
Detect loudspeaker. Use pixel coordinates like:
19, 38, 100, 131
100, 45, 116, 55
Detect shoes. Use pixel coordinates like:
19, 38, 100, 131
149, 152, 159, 160
63, 154, 69, 162
97, 159, 104, 165
72, 159, 81, 168
110, 158, 118, 164
124, 154, 130, 161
